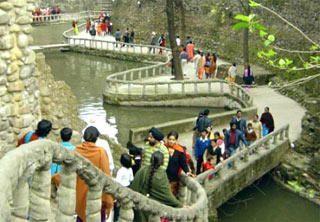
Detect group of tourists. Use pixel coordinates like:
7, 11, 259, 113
192, 107, 274, 174
17, 106, 274, 221
32, 6, 61, 21
228, 63, 255, 91
86, 14, 113, 38
115, 28, 135, 47
148, 32, 166, 54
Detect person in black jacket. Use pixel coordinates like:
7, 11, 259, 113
192, 109, 211, 152
164, 131, 192, 196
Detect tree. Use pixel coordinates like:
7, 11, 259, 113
166, 0, 184, 80
175, 0, 186, 45
233, 0, 320, 87
238, 0, 250, 66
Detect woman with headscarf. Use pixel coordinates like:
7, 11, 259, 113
131, 151, 185, 221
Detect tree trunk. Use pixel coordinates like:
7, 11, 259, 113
166, 0, 183, 80
175, 0, 186, 45
242, 1, 250, 65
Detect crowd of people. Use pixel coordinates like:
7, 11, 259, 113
85, 13, 113, 38
17, 106, 274, 221
32, 6, 61, 21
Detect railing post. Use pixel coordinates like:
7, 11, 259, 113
220, 82, 224, 93
273, 133, 278, 145
182, 83, 185, 94
148, 214, 161, 222
279, 130, 284, 140
264, 139, 270, 149
29, 168, 51, 221
208, 82, 212, 93
119, 200, 134, 222
138, 71, 142, 79
194, 82, 198, 93
11, 179, 29, 221
56, 165, 77, 222
237, 87, 240, 97
86, 184, 102, 221
128, 83, 131, 94
130, 72, 133, 81
115, 82, 119, 93
152, 68, 156, 77
142, 84, 146, 96
285, 126, 289, 138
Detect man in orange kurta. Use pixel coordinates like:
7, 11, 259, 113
76, 126, 113, 222
187, 42, 194, 62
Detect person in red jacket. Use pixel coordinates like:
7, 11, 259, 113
17, 119, 52, 146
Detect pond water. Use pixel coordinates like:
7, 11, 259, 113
36, 23, 319, 222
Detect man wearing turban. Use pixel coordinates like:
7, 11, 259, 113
141, 127, 169, 170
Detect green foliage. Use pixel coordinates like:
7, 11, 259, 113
249, 0, 260, 7
233, 22, 249, 30
232, 6, 319, 73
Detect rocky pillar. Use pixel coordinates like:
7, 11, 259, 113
0, 0, 40, 157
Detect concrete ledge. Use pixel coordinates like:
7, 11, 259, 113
205, 140, 290, 210
129, 106, 257, 143
103, 92, 250, 108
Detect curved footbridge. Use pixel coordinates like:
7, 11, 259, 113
5, 22, 305, 221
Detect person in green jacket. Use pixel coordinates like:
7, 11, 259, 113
131, 151, 184, 222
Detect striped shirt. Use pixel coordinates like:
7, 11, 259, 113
141, 143, 169, 170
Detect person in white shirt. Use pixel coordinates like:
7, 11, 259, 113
176, 35, 181, 47
113, 153, 134, 222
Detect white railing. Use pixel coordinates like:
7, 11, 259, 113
196, 124, 290, 185
32, 11, 111, 23
62, 24, 253, 108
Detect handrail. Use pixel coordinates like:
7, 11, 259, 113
196, 124, 290, 184
61, 23, 253, 108
32, 10, 111, 23
0, 140, 207, 222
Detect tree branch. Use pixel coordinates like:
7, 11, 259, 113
272, 45, 320, 54
257, 4, 319, 48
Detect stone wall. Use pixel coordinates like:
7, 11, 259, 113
0, 0, 40, 157
0, 0, 85, 158
34, 53, 85, 144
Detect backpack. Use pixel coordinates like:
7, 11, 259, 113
205, 61, 210, 67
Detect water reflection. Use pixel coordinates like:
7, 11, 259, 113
218, 174, 320, 222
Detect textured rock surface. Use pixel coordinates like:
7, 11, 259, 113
0, 0, 85, 158
34, 53, 85, 144
0, 0, 40, 157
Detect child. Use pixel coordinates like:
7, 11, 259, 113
114, 153, 134, 222
129, 146, 142, 176
245, 123, 257, 146
202, 157, 215, 180
195, 129, 211, 175
202, 156, 215, 172
51, 127, 75, 176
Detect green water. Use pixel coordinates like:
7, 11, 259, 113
31, 23, 73, 45
218, 174, 320, 222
